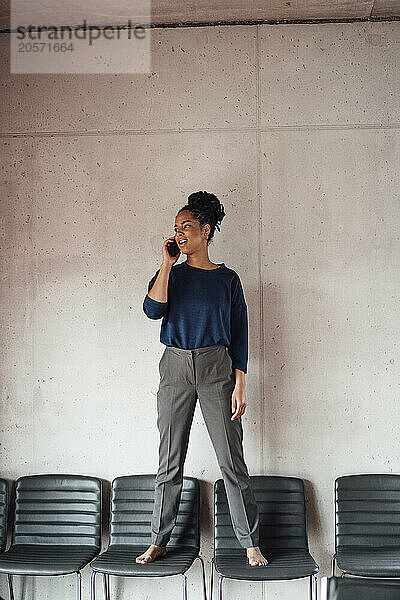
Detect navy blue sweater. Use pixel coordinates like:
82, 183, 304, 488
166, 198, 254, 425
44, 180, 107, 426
142, 260, 248, 373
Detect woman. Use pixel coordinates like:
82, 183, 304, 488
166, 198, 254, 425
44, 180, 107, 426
137, 191, 268, 567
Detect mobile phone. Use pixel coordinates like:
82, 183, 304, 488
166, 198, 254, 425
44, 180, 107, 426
166, 239, 180, 257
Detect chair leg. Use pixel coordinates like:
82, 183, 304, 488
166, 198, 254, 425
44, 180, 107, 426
331, 554, 336, 577
91, 570, 98, 600
209, 557, 214, 600
309, 573, 318, 600
181, 573, 188, 600
195, 556, 207, 600
102, 573, 110, 600
76, 571, 82, 600
7, 574, 15, 600
6, 569, 85, 600
320, 576, 328, 600
218, 575, 223, 600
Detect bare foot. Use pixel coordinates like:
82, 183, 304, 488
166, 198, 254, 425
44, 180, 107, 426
247, 546, 268, 566
135, 544, 167, 564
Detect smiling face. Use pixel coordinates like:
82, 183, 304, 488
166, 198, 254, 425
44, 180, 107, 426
174, 209, 210, 254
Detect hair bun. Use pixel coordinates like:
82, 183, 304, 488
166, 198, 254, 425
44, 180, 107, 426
183, 190, 226, 242
187, 191, 225, 229
188, 190, 210, 207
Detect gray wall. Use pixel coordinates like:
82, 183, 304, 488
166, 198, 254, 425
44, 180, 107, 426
0, 20, 399, 599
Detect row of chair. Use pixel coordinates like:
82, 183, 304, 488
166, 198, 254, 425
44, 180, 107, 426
0, 473, 399, 600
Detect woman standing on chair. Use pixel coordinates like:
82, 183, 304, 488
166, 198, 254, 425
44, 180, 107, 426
137, 191, 268, 567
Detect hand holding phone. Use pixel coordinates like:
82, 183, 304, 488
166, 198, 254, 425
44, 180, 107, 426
162, 237, 181, 267
166, 239, 180, 257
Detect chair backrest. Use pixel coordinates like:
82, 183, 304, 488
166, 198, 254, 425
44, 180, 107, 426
0, 478, 9, 552
109, 474, 200, 549
214, 475, 309, 552
11, 474, 102, 547
335, 474, 400, 550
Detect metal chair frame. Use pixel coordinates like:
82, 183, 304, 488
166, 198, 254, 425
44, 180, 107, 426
91, 555, 207, 600
90, 475, 206, 600
7, 571, 82, 600
209, 557, 318, 600
1, 474, 102, 600
211, 476, 319, 600
332, 553, 400, 581
332, 474, 400, 585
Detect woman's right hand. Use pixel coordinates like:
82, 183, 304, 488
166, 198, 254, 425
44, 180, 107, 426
161, 237, 181, 268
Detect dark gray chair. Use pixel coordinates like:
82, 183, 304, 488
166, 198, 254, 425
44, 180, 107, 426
211, 475, 319, 600
321, 576, 400, 600
333, 474, 400, 578
90, 474, 207, 600
0, 474, 102, 600
0, 479, 10, 553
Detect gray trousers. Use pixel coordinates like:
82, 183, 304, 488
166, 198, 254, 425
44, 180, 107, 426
151, 343, 260, 549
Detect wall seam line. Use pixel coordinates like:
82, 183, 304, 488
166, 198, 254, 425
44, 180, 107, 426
2, 122, 400, 139
256, 23, 266, 600
255, 24, 264, 478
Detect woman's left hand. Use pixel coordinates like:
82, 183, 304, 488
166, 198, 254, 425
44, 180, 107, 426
231, 384, 247, 420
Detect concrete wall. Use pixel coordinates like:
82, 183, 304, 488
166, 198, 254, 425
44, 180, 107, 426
0, 20, 399, 599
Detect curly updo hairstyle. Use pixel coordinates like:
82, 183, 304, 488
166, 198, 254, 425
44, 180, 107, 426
178, 191, 226, 245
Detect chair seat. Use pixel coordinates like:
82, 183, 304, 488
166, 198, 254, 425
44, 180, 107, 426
90, 544, 199, 577
0, 544, 99, 575
325, 576, 400, 600
337, 548, 400, 577
214, 547, 319, 581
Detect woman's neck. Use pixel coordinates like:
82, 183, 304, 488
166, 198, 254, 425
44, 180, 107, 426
186, 255, 219, 270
